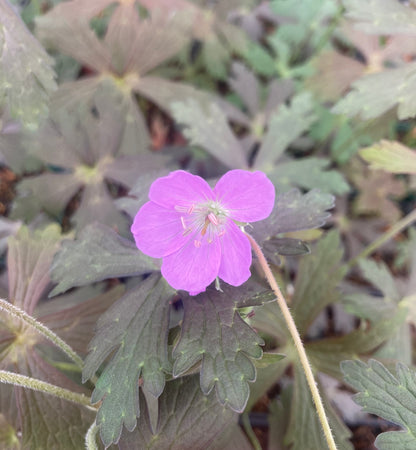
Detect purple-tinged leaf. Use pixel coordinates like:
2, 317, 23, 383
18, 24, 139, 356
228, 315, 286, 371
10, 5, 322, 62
40, 285, 124, 355
71, 181, 130, 233
50, 223, 160, 297
251, 189, 335, 244
83, 275, 173, 447
36, 17, 111, 73
173, 289, 264, 412
118, 376, 240, 450
8, 225, 61, 315
0, 225, 97, 449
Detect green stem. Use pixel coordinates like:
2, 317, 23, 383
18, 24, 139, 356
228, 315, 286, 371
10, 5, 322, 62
0, 298, 84, 370
246, 233, 337, 450
0, 369, 95, 410
85, 421, 99, 450
346, 207, 416, 269
241, 413, 262, 450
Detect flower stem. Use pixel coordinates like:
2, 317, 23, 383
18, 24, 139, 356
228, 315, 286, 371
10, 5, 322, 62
0, 369, 96, 410
346, 207, 416, 269
85, 421, 99, 450
0, 298, 84, 370
246, 233, 337, 450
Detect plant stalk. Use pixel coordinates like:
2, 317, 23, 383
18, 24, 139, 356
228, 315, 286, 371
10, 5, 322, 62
0, 369, 96, 410
246, 233, 337, 450
346, 207, 416, 269
0, 298, 84, 370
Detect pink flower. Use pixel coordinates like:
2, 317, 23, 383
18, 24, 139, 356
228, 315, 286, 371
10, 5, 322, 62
131, 170, 275, 294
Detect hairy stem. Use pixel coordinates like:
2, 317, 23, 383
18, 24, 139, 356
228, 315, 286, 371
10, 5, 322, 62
346, 207, 416, 269
246, 233, 337, 450
0, 298, 84, 370
0, 369, 95, 410
85, 421, 99, 450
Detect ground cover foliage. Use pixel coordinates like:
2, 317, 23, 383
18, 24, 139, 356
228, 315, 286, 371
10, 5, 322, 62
1, 0, 416, 448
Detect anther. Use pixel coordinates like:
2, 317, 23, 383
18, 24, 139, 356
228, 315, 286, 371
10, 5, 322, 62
194, 239, 201, 248
207, 212, 219, 225
180, 216, 187, 230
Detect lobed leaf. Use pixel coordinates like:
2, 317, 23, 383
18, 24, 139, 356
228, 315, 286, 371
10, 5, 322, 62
83, 275, 173, 447
332, 63, 416, 120
0, 0, 57, 128
7, 224, 61, 315
285, 364, 353, 450
360, 140, 416, 174
171, 98, 247, 169
50, 223, 160, 297
343, 0, 416, 35
254, 92, 316, 170
291, 230, 346, 335
173, 288, 265, 412
118, 375, 240, 450
251, 188, 335, 244
269, 157, 350, 194
341, 359, 416, 449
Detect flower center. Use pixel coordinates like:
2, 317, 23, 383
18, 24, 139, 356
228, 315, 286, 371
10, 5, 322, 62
175, 200, 229, 247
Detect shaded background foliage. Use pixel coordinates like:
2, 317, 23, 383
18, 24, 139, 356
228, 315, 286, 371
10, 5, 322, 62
1, 0, 416, 449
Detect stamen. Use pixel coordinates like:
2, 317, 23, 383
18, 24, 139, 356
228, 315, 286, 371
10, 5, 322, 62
194, 239, 201, 248
180, 216, 187, 230
201, 218, 210, 236
207, 212, 219, 226
182, 228, 192, 236
187, 204, 195, 214
218, 229, 226, 237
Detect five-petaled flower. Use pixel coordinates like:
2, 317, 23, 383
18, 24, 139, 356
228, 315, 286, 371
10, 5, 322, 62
131, 170, 275, 294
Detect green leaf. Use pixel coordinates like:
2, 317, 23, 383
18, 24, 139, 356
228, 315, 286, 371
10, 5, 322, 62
83, 275, 173, 447
254, 92, 316, 170
173, 288, 265, 412
343, 0, 416, 35
269, 157, 350, 194
118, 375, 240, 450
360, 140, 416, 174
341, 359, 416, 449
50, 223, 159, 297
285, 364, 353, 450
292, 230, 346, 334
0, 0, 57, 128
252, 188, 334, 244
307, 308, 407, 379
332, 63, 416, 120
243, 41, 276, 76
263, 237, 310, 257
358, 259, 401, 302
246, 353, 287, 411
170, 99, 247, 169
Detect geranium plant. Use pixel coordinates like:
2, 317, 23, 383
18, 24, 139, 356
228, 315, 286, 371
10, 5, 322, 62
1, 0, 416, 449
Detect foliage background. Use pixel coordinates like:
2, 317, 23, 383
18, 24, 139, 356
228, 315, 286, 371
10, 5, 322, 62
1, 0, 416, 449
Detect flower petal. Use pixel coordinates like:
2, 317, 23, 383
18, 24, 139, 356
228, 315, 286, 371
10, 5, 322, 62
149, 170, 214, 210
214, 170, 275, 222
218, 221, 252, 286
131, 201, 191, 258
161, 235, 221, 293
